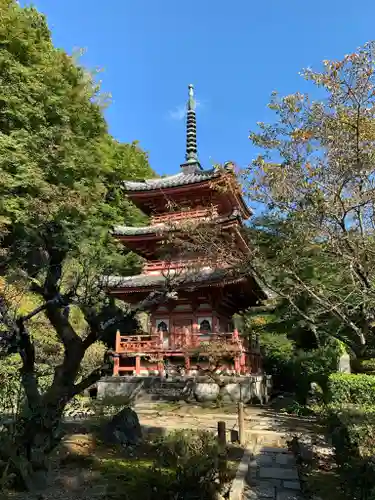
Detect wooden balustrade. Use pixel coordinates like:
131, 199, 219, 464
143, 259, 200, 273
115, 329, 244, 354
151, 207, 218, 225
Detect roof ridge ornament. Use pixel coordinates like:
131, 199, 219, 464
181, 84, 202, 174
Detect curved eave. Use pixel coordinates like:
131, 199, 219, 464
123, 177, 218, 197
236, 193, 252, 219
108, 276, 249, 295
112, 215, 243, 240
106, 272, 267, 299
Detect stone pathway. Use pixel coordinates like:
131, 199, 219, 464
243, 446, 302, 500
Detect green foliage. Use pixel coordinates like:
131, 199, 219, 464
0, 0, 152, 360
258, 329, 339, 401
327, 405, 375, 499
258, 331, 294, 388
0, 0, 153, 274
245, 42, 375, 355
96, 430, 227, 500
327, 373, 375, 405
0, 354, 22, 416
154, 429, 218, 468
0, 3, 156, 481
353, 358, 375, 374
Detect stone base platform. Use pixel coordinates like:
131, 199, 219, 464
97, 375, 272, 404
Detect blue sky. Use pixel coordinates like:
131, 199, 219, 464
21, 0, 375, 177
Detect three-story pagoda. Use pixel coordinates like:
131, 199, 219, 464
107, 85, 266, 377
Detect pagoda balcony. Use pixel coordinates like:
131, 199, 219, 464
114, 328, 258, 355
143, 258, 207, 274
150, 207, 219, 225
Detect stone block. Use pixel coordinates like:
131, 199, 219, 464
193, 383, 219, 402
258, 454, 273, 465
261, 447, 290, 454
276, 490, 302, 500
259, 467, 299, 480
244, 481, 276, 498
275, 453, 295, 466
338, 353, 351, 373
246, 466, 257, 485
283, 481, 301, 490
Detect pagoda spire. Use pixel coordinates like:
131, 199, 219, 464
181, 84, 201, 172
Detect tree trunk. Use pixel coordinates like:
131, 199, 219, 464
3, 398, 66, 494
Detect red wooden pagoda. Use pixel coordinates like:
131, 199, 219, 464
107, 85, 267, 377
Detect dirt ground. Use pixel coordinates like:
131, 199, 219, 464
3, 401, 331, 500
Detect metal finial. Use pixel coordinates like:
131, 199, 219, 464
187, 83, 195, 111
181, 84, 201, 171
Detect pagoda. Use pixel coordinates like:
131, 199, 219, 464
107, 85, 267, 377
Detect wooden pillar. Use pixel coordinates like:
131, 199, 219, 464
234, 355, 240, 374
157, 360, 163, 376
240, 352, 246, 374
113, 354, 120, 376
115, 329, 121, 352
135, 355, 141, 375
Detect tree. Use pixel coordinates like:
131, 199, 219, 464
243, 41, 375, 356
0, 1, 162, 492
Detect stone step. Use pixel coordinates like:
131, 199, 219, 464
242, 447, 302, 500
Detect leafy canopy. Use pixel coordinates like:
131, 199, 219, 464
245, 42, 375, 355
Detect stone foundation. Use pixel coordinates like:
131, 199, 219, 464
97, 375, 272, 404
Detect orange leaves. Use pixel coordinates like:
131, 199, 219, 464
291, 129, 313, 142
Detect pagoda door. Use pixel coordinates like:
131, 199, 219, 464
173, 319, 193, 348
156, 320, 169, 349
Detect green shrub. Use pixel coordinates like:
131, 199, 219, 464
327, 373, 375, 405
259, 333, 295, 390
153, 429, 218, 468
354, 358, 375, 374
102, 430, 228, 500
260, 333, 340, 402
327, 405, 375, 499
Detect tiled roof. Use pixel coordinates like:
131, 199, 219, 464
104, 268, 243, 290
112, 224, 166, 236
123, 168, 220, 192
112, 211, 241, 237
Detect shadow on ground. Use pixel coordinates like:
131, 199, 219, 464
6, 421, 244, 500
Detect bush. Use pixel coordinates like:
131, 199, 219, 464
101, 430, 228, 500
327, 405, 375, 499
327, 373, 375, 405
260, 333, 340, 402
259, 333, 295, 390
353, 358, 375, 374
154, 429, 219, 468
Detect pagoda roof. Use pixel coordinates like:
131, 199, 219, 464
123, 166, 224, 193
112, 211, 241, 237
105, 267, 268, 300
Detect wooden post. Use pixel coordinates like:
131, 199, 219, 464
135, 355, 141, 375
234, 355, 240, 374
217, 421, 227, 485
238, 401, 245, 445
113, 355, 120, 376
115, 330, 121, 352
240, 353, 246, 373
217, 421, 226, 448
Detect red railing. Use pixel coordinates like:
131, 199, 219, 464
115, 329, 244, 354
150, 207, 218, 225
143, 259, 202, 273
